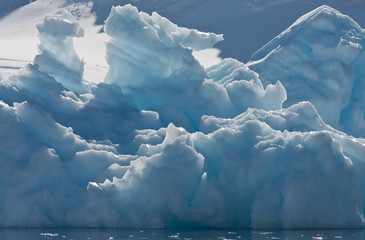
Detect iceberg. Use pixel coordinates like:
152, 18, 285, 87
1, 3, 365, 229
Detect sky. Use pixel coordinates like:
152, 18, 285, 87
1, 0, 365, 63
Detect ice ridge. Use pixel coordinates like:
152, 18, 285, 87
248, 5, 365, 137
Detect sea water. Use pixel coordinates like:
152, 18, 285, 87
0, 228, 364, 240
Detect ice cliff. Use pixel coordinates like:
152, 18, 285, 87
1, 4, 365, 229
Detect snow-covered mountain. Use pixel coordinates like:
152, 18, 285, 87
1, 1, 365, 229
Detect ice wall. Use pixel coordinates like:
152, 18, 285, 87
1, 4, 365, 229
248, 5, 365, 138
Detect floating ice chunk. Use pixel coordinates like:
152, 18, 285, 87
34, 11, 88, 93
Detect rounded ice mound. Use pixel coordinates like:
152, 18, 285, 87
248, 5, 365, 137
34, 11, 88, 93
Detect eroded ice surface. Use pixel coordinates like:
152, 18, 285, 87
105, 5, 286, 130
249, 5, 365, 138
0, 4, 365, 229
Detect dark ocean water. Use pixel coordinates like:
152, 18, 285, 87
0, 228, 364, 240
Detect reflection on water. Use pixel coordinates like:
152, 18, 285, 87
0, 228, 365, 240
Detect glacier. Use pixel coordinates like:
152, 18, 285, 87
1, 4, 365, 229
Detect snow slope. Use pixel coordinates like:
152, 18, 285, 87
0, 0, 107, 82
1, 1, 365, 229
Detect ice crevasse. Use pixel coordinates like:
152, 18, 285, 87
0, 4, 365, 229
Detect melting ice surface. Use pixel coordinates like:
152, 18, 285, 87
1, 4, 365, 229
